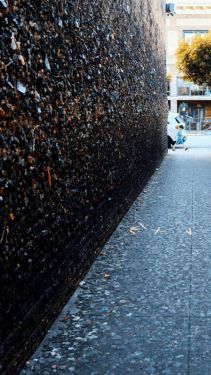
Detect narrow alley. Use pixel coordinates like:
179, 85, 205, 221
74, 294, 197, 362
21, 135, 211, 375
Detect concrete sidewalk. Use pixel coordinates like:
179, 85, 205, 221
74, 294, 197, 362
186, 133, 211, 148
21, 137, 211, 375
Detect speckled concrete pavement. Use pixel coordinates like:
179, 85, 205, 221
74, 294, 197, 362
21, 137, 211, 375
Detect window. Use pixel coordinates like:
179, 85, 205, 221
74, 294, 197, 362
177, 77, 210, 96
183, 30, 208, 43
167, 80, 170, 96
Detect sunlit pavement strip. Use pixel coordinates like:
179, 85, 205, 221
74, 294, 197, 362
21, 136, 211, 375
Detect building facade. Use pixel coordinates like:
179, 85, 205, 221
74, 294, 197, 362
167, 0, 211, 130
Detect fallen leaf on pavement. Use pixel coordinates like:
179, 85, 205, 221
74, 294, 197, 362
63, 316, 70, 321
186, 228, 192, 236
138, 222, 147, 230
129, 226, 138, 235
154, 227, 165, 235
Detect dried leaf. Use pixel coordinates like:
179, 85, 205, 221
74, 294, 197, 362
138, 222, 147, 230
129, 226, 138, 235
154, 227, 165, 235
186, 228, 192, 236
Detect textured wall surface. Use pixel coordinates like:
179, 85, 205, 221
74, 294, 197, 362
0, 0, 167, 373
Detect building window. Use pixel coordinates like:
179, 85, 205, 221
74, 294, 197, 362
167, 81, 170, 96
177, 77, 211, 96
183, 30, 208, 43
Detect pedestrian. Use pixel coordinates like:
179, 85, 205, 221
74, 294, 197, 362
173, 125, 188, 151
168, 124, 179, 151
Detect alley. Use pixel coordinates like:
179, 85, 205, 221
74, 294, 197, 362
21, 135, 211, 375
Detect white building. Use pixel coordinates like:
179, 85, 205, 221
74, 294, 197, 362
167, 0, 211, 130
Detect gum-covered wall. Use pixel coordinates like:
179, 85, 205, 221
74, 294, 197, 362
0, 0, 167, 373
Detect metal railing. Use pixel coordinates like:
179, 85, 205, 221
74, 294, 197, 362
177, 86, 211, 97
185, 116, 211, 131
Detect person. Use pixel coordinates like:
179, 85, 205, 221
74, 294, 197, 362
173, 125, 188, 151
168, 121, 179, 150
169, 124, 179, 150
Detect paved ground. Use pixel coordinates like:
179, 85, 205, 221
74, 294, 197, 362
21, 136, 211, 375
187, 132, 211, 148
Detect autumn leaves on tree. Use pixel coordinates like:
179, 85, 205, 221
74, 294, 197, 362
176, 32, 211, 86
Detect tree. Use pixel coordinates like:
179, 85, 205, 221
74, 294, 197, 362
176, 32, 211, 86
166, 72, 172, 82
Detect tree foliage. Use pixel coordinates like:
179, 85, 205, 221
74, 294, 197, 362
166, 72, 172, 81
176, 32, 211, 86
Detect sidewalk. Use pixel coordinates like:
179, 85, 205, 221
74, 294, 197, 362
21, 137, 211, 375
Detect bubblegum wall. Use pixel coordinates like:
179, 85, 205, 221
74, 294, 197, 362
0, 0, 167, 373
